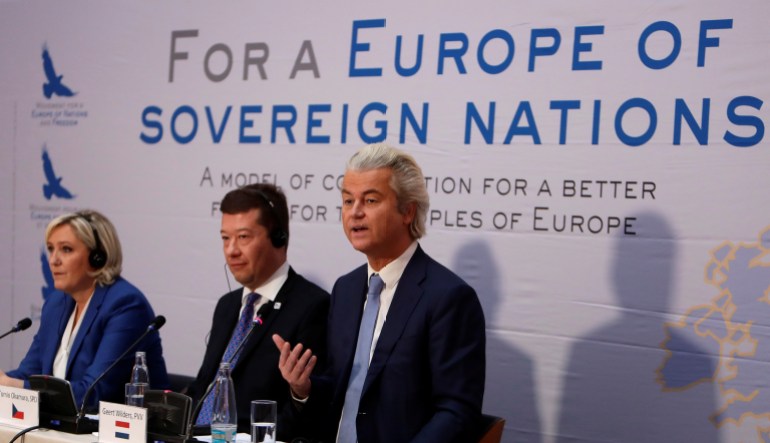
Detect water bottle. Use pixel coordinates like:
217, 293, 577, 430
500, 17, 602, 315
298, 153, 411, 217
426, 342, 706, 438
211, 362, 237, 443
131, 351, 150, 384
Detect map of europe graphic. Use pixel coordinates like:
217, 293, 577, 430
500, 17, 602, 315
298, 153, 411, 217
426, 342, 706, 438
658, 227, 770, 441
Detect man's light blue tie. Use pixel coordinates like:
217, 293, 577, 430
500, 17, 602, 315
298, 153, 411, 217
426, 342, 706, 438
195, 292, 260, 425
337, 274, 384, 443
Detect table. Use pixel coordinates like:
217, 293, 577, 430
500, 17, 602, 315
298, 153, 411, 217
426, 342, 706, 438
0, 424, 95, 443
1, 424, 287, 443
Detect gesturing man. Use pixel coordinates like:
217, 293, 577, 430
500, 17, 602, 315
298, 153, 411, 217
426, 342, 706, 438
275, 144, 486, 443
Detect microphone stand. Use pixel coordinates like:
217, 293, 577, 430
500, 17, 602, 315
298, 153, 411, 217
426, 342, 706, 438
186, 303, 273, 442
77, 317, 165, 421
0, 329, 19, 340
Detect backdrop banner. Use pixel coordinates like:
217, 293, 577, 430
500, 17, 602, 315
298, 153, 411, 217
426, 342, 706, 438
1, 1, 769, 442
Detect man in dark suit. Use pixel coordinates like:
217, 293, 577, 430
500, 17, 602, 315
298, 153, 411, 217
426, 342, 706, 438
274, 144, 486, 443
187, 184, 329, 442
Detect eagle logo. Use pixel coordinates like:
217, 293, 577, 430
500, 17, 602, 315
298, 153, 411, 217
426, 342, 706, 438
42, 44, 76, 99
42, 146, 75, 200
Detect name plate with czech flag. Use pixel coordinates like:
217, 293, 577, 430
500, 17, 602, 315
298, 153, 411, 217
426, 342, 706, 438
0, 385, 39, 429
98, 401, 147, 443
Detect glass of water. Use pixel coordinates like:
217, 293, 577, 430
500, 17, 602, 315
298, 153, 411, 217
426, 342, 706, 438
125, 382, 148, 407
250, 400, 277, 443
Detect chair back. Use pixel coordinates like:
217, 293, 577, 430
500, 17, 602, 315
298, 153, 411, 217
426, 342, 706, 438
167, 373, 195, 394
477, 413, 505, 443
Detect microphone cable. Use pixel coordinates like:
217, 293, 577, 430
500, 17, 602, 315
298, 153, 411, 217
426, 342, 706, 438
9, 425, 42, 443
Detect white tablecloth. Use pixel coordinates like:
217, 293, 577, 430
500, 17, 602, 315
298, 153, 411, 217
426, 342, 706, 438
0, 425, 95, 443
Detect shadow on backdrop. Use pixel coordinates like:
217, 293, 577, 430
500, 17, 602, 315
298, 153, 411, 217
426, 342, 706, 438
555, 212, 719, 443
453, 240, 542, 443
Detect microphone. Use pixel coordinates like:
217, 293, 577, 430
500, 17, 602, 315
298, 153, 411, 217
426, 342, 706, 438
148, 315, 166, 331
77, 315, 166, 420
0, 318, 33, 341
15, 318, 33, 332
186, 302, 274, 441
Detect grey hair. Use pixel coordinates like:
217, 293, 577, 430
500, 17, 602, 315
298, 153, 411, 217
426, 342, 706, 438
346, 143, 429, 239
45, 210, 123, 286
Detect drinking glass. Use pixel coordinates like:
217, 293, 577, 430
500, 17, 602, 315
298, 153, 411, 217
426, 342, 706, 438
125, 382, 148, 407
250, 400, 277, 443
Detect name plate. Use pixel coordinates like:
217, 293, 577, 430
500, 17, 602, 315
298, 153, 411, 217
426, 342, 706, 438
0, 385, 39, 429
98, 401, 147, 443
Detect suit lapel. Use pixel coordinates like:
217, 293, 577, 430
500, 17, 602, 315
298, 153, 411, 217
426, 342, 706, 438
362, 247, 427, 394
67, 284, 106, 376
42, 295, 75, 374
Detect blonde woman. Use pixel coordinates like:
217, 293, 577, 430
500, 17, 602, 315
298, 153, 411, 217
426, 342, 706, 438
0, 210, 168, 410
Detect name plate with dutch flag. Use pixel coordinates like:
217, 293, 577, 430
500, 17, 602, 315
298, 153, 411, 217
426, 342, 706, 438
0, 385, 39, 429
98, 401, 147, 443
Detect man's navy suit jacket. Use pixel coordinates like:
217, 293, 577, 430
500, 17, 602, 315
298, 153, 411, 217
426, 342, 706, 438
307, 245, 486, 443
